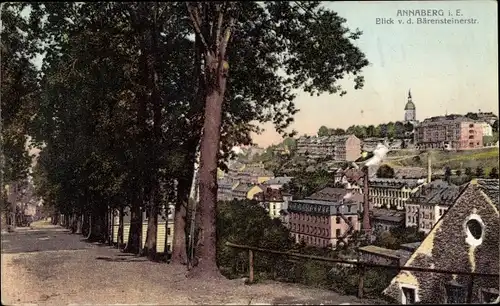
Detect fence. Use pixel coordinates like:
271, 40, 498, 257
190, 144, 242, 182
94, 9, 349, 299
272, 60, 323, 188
226, 242, 499, 302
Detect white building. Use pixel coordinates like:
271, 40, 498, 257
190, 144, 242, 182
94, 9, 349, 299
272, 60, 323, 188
479, 121, 493, 137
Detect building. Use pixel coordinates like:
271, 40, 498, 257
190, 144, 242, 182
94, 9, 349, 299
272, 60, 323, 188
358, 245, 412, 267
414, 115, 484, 150
383, 179, 499, 304
288, 187, 362, 248
405, 180, 464, 233
262, 176, 293, 189
370, 208, 405, 233
478, 121, 493, 137
231, 182, 256, 200
254, 187, 289, 226
404, 90, 417, 124
296, 135, 361, 161
113, 206, 174, 253
217, 178, 236, 201
369, 178, 425, 210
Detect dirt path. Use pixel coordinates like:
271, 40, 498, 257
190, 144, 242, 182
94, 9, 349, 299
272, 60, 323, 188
1, 225, 379, 305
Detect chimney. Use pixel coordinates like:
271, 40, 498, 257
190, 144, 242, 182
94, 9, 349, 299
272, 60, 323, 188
427, 153, 432, 183
362, 166, 371, 234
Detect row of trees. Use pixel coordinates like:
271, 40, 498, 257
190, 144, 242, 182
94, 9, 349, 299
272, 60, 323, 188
1, 2, 369, 278
318, 121, 415, 139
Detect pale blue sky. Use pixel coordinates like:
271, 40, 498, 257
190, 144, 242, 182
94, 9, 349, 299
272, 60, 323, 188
253, 0, 498, 146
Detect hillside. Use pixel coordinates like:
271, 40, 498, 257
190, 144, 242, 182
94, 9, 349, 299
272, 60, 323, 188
384, 147, 499, 173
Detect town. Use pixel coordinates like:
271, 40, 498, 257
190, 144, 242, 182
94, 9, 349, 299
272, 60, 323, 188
1, 1, 498, 305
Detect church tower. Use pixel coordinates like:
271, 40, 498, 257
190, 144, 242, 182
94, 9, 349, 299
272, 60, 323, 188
404, 89, 416, 123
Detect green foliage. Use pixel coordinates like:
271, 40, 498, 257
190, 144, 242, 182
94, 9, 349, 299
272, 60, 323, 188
376, 164, 395, 178
282, 169, 334, 198
475, 166, 484, 178
1, 4, 40, 184
216, 199, 294, 279
373, 226, 425, 250
489, 167, 499, 179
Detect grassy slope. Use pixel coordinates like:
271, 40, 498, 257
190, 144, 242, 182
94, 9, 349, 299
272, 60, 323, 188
385, 147, 499, 172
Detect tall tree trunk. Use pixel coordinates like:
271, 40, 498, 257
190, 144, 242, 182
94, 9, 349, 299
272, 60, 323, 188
118, 206, 124, 248
144, 191, 159, 260
124, 193, 142, 254
171, 170, 194, 265
189, 57, 228, 277
76, 214, 83, 234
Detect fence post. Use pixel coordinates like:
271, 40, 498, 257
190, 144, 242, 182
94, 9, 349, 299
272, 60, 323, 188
248, 249, 254, 284
466, 275, 475, 303
357, 263, 366, 299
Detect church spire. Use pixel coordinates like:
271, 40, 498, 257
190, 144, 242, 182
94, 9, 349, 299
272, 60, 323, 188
408, 89, 412, 101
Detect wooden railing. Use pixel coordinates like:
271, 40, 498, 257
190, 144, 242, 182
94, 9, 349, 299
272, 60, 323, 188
226, 242, 499, 301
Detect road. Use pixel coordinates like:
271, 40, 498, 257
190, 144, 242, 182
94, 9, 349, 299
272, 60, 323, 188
1, 222, 379, 305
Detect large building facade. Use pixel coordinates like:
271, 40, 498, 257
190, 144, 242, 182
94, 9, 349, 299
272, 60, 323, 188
288, 187, 361, 248
405, 180, 464, 233
368, 178, 425, 211
414, 115, 484, 150
296, 135, 361, 161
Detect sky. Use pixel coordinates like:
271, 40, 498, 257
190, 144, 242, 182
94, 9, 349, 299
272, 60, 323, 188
251, 0, 499, 147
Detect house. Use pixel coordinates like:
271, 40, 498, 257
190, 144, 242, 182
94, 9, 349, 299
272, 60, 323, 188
383, 179, 499, 304
231, 183, 254, 200
358, 245, 412, 267
405, 180, 464, 233
263, 176, 293, 189
253, 187, 289, 226
288, 187, 362, 248
368, 178, 425, 210
113, 206, 174, 253
370, 208, 405, 233
296, 134, 362, 161
414, 115, 484, 150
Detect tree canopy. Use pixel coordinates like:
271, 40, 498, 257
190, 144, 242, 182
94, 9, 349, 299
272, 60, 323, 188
3, 1, 370, 277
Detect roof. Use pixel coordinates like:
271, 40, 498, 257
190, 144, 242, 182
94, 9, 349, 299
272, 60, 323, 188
405, 100, 415, 111
359, 245, 411, 260
369, 178, 423, 189
370, 208, 405, 223
383, 179, 499, 302
264, 177, 293, 185
232, 183, 254, 193
475, 178, 499, 207
408, 180, 464, 206
307, 187, 350, 202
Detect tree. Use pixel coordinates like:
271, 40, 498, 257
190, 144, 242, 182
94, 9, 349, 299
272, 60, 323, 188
444, 167, 452, 182
318, 126, 330, 137
456, 169, 462, 177
187, 1, 369, 277
1, 4, 40, 224
332, 128, 346, 136
465, 112, 479, 120
376, 164, 395, 178
464, 167, 473, 177
489, 167, 499, 179
493, 120, 499, 133
475, 166, 484, 178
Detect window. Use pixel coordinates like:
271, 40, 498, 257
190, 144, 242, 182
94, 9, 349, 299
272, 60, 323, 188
465, 215, 485, 247
401, 286, 417, 304
347, 205, 351, 213
348, 217, 352, 224
336, 229, 341, 237
445, 281, 466, 304
167, 228, 171, 236
336, 217, 341, 224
